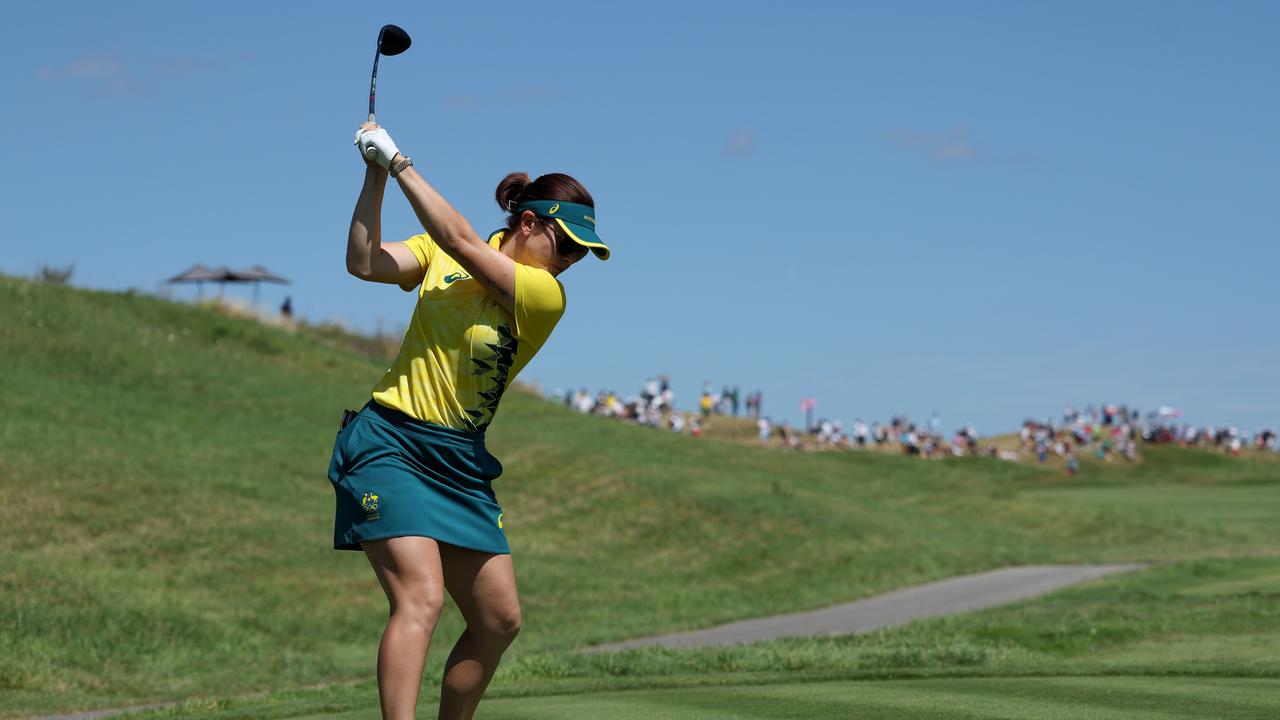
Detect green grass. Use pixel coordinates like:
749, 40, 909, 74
116, 677, 1280, 719
126, 556, 1280, 717
2, 274, 1278, 718
360, 677, 1280, 720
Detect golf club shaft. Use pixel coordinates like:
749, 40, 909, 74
368, 43, 382, 123
365, 44, 382, 158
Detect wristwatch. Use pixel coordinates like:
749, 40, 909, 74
390, 155, 414, 177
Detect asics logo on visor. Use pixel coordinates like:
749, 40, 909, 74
548, 204, 559, 214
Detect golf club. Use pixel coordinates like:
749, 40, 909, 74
365, 23, 412, 159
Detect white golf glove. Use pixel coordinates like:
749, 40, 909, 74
354, 127, 401, 170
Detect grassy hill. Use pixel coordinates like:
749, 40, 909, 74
2, 275, 1278, 718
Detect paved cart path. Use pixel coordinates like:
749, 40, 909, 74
581, 564, 1146, 654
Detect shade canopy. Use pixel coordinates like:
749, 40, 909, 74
208, 265, 253, 283
167, 264, 290, 284
167, 264, 290, 305
236, 264, 290, 284
166, 263, 221, 283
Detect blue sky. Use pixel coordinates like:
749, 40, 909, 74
3, 1, 1276, 434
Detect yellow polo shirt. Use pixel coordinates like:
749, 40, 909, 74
370, 231, 566, 431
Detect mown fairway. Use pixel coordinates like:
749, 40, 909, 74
131, 676, 1280, 719
2, 275, 1278, 718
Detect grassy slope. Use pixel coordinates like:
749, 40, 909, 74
1, 276, 1277, 717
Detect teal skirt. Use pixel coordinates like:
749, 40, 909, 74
328, 400, 509, 554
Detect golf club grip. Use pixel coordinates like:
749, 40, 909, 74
363, 111, 378, 160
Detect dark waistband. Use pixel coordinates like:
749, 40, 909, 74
362, 400, 488, 447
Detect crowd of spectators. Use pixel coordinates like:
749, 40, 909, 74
550, 381, 1277, 468
1147, 421, 1277, 455
555, 378, 765, 438
1016, 404, 1143, 470
558, 376, 702, 436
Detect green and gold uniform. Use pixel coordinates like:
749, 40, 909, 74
328, 231, 565, 554
372, 231, 566, 431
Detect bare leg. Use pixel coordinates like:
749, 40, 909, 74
436, 543, 522, 720
363, 536, 446, 720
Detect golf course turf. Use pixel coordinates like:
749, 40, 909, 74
2, 275, 1277, 718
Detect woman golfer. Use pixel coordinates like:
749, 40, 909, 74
331, 122, 608, 720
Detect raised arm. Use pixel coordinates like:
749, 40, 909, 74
347, 159, 427, 291
355, 123, 518, 315
390, 162, 517, 314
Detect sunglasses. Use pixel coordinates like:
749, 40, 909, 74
543, 219, 588, 260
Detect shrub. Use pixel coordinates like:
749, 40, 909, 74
37, 262, 74, 285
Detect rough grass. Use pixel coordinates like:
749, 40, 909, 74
2, 275, 1278, 718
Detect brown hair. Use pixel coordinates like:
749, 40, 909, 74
495, 172, 595, 233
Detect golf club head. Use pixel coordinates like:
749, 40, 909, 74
377, 24, 412, 56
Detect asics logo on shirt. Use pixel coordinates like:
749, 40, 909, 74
444, 272, 472, 284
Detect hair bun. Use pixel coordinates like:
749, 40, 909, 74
495, 171, 595, 234
495, 172, 532, 213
